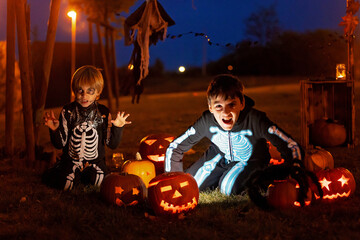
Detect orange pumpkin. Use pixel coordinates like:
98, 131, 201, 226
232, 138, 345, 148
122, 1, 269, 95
122, 153, 156, 188
148, 172, 199, 216
100, 173, 146, 207
139, 133, 175, 175
304, 147, 334, 172
267, 179, 312, 209
314, 167, 356, 201
310, 118, 347, 147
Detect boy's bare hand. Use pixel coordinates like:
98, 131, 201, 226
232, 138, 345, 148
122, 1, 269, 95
111, 111, 132, 127
44, 111, 59, 131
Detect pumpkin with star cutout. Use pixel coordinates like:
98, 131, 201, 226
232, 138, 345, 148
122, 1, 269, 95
138, 133, 175, 175
122, 153, 156, 188
100, 173, 146, 207
148, 172, 199, 216
314, 167, 356, 201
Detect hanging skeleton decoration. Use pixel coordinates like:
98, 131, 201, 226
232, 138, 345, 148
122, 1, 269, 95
125, 0, 175, 102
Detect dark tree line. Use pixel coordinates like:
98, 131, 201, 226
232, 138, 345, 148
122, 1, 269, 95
207, 29, 348, 77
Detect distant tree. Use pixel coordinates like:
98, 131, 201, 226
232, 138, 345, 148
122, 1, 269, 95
69, 0, 137, 32
149, 58, 165, 77
244, 4, 281, 46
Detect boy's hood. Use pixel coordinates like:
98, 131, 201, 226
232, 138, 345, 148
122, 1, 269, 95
237, 95, 255, 123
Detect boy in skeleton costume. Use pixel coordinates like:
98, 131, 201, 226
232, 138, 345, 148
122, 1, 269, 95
42, 65, 131, 190
165, 75, 304, 195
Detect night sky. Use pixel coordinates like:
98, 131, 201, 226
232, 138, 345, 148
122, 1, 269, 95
0, 0, 349, 70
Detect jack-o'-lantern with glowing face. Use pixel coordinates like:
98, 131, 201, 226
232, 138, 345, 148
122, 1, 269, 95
314, 167, 356, 201
267, 179, 312, 209
139, 133, 175, 175
148, 172, 199, 216
100, 173, 146, 207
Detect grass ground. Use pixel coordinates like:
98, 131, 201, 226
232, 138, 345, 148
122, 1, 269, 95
0, 76, 359, 239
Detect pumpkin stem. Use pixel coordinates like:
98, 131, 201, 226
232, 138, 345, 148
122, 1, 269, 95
135, 152, 142, 161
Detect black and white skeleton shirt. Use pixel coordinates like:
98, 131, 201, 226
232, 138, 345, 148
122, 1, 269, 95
50, 101, 123, 165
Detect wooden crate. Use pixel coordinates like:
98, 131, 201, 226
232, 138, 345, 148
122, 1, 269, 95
300, 79, 355, 149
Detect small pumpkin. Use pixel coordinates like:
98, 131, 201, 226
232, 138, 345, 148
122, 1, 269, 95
100, 173, 146, 207
138, 133, 175, 175
314, 167, 356, 201
304, 147, 334, 172
267, 179, 312, 209
310, 118, 347, 147
122, 153, 156, 188
148, 172, 199, 216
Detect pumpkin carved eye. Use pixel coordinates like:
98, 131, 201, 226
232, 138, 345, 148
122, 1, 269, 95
161, 185, 172, 192
145, 139, 157, 145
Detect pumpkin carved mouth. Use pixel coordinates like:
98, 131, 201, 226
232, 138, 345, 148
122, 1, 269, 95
314, 191, 351, 200
115, 198, 138, 207
147, 154, 165, 162
159, 197, 198, 214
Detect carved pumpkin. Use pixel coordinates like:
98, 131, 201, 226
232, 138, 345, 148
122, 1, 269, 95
100, 173, 146, 207
304, 147, 334, 172
148, 172, 199, 216
267, 141, 285, 165
267, 179, 312, 209
314, 167, 356, 201
122, 153, 156, 188
310, 118, 347, 147
139, 133, 175, 175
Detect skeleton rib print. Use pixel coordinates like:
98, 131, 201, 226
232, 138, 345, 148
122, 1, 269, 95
69, 121, 99, 161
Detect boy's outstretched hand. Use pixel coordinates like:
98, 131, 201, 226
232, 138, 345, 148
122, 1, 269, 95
111, 111, 132, 127
44, 111, 59, 131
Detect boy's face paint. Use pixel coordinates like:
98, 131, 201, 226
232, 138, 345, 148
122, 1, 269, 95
75, 84, 99, 108
208, 95, 244, 131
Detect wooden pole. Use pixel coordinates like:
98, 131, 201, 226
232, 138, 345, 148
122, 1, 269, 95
96, 23, 113, 112
15, 0, 36, 164
34, 0, 61, 142
5, 0, 16, 157
88, 20, 95, 65
110, 29, 120, 108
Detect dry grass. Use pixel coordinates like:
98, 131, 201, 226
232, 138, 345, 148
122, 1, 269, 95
0, 76, 360, 239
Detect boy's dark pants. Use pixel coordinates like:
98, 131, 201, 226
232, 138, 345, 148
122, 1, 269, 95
42, 159, 107, 190
185, 144, 264, 195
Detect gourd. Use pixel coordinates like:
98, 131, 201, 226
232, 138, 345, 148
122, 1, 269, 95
122, 153, 156, 187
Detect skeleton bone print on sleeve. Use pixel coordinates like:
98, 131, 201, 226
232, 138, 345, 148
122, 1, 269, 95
69, 121, 99, 161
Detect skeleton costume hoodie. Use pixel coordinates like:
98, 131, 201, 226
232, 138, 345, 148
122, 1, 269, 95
50, 101, 122, 165
44, 101, 123, 190
165, 96, 303, 195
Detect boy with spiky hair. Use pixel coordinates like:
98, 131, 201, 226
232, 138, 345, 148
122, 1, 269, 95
165, 74, 303, 195
43, 65, 131, 190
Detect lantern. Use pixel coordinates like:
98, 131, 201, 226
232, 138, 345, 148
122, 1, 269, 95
267, 141, 285, 165
304, 147, 334, 172
122, 153, 156, 188
100, 173, 146, 207
148, 172, 199, 216
310, 118, 347, 147
267, 179, 312, 209
314, 167, 356, 201
139, 133, 175, 175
